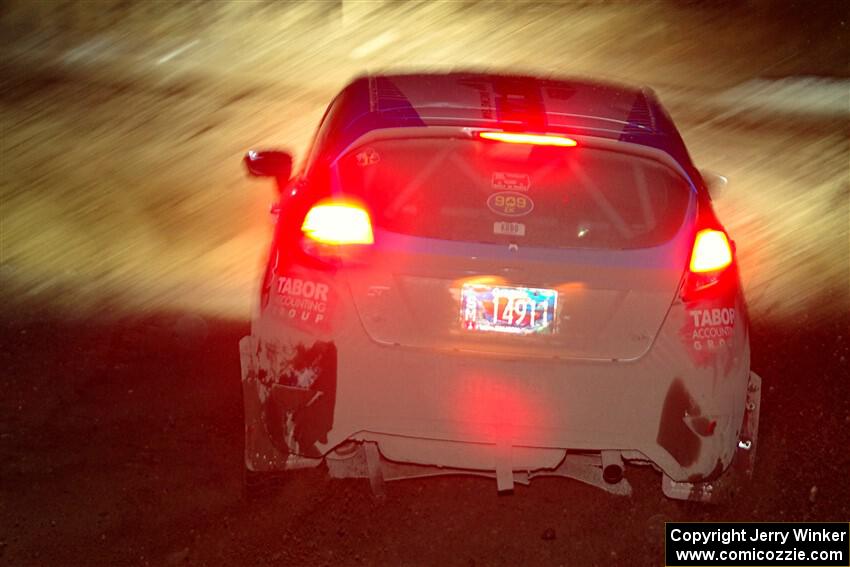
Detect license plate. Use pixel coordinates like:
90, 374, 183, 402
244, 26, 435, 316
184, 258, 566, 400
460, 284, 558, 335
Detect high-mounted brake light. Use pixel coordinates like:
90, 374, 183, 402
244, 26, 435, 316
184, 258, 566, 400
301, 202, 374, 245
478, 132, 578, 147
690, 229, 733, 273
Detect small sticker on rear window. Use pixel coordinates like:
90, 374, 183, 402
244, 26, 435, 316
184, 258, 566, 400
492, 172, 530, 192
493, 221, 526, 236
356, 148, 380, 167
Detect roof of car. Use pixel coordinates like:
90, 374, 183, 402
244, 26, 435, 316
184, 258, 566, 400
369, 73, 656, 130
321, 72, 696, 176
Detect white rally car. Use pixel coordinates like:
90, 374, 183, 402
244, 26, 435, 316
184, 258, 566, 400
239, 73, 760, 502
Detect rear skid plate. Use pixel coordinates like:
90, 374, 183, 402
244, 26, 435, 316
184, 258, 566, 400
662, 371, 762, 502
326, 442, 632, 497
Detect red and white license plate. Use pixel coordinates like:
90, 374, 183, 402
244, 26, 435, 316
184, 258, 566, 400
460, 284, 558, 335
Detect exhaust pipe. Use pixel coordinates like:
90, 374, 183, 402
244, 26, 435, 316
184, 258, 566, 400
601, 451, 624, 484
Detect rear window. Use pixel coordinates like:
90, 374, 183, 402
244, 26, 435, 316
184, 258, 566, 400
332, 138, 691, 249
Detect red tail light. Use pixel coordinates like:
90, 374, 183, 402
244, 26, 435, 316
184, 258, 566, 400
477, 131, 578, 147
690, 229, 733, 273
301, 201, 374, 245
682, 227, 735, 300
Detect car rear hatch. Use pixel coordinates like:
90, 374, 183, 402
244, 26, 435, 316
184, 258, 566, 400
328, 133, 695, 361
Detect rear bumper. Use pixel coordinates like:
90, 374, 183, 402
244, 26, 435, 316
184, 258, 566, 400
241, 292, 752, 486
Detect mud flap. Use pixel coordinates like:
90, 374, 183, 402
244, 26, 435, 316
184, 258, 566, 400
240, 336, 289, 471
495, 441, 514, 493
240, 335, 335, 472
662, 371, 762, 502
364, 442, 386, 499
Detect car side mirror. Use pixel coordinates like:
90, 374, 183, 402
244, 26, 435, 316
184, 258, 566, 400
700, 169, 728, 200
244, 150, 293, 187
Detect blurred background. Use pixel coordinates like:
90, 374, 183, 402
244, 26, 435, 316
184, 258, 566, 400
0, 3, 848, 565
1, 0, 848, 324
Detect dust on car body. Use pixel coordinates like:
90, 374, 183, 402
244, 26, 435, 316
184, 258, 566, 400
239, 73, 760, 502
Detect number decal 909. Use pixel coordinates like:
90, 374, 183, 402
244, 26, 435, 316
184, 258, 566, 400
487, 191, 534, 217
